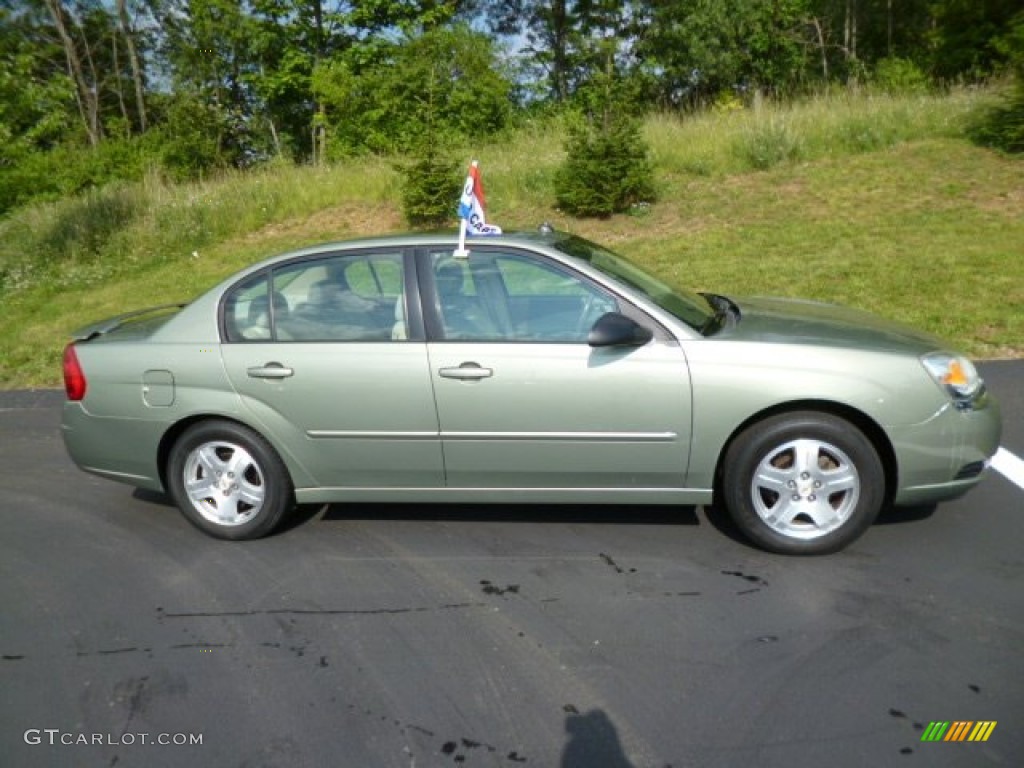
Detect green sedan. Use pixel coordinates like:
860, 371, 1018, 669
60, 230, 1001, 554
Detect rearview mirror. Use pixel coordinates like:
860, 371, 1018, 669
587, 312, 654, 348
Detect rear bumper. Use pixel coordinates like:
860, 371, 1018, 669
890, 392, 1002, 506
61, 402, 166, 492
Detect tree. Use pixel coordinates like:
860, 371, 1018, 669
475, 0, 646, 103
116, 0, 148, 131
927, 0, 1022, 80
41, 0, 104, 145
154, 0, 261, 165
969, 12, 1024, 153
636, 0, 813, 107
0, 3, 75, 150
0, 0, 160, 209
151, 0, 473, 164
313, 24, 512, 156
555, 64, 655, 218
400, 147, 461, 228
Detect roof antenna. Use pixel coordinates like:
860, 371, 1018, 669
539, 221, 554, 235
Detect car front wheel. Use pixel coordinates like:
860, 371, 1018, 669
721, 412, 884, 555
167, 420, 294, 540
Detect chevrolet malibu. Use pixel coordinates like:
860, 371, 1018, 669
61, 231, 1001, 554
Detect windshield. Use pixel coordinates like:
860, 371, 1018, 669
552, 235, 715, 331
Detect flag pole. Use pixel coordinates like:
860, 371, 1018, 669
454, 160, 476, 260
454, 216, 468, 259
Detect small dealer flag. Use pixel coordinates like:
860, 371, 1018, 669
458, 160, 502, 238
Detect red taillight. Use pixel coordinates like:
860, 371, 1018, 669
63, 344, 87, 401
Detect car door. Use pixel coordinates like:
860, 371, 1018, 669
421, 246, 693, 490
220, 249, 443, 489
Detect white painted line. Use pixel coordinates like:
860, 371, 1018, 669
991, 447, 1024, 492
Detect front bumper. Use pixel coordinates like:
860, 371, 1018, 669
890, 391, 1002, 506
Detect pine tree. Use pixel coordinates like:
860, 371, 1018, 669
400, 146, 461, 228
555, 60, 655, 218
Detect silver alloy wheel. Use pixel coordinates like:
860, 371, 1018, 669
750, 438, 860, 540
182, 440, 266, 526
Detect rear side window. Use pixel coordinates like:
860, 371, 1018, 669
222, 252, 407, 342
223, 273, 271, 342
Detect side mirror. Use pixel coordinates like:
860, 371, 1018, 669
587, 312, 654, 348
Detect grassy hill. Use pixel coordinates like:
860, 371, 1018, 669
1, 88, 1021, 389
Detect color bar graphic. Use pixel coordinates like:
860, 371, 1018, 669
920, 721, 996, 742
968, 722, 997, 742
921, 722, 949, 742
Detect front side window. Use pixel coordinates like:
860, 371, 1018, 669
223, 251, 406, 342
429, 249, 617, 342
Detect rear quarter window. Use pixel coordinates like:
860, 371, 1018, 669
222, 272, 271, 342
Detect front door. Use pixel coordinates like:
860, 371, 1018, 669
422, 247, 692, 490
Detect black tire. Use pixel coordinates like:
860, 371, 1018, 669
721, 411, 884, 555
167, 419, 294, 540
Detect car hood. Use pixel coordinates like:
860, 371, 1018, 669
720, 296, 945, 354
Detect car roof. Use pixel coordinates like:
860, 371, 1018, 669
203, 228, 581, 298
270, 229, 567, 258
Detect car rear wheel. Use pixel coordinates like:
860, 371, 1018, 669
167, 420, 293, 540
721, 412, 884, 555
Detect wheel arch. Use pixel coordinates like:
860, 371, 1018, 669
157, 413, 298, 493
712, 399, 898, 508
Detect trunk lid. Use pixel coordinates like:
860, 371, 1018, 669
69, 304, 187, 343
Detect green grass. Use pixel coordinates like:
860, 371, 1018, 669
1, 87, 1022, 388
643, 87, 982, 176
609, 140, 1024, 356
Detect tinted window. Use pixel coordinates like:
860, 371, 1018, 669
429, 250, 617, 342
553, 235, 715, 331
223, 252, 406, 342
223, 272, 271, 342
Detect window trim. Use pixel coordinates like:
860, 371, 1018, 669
218, 248, 423, 344
415, 245, 671, 345
220, 269, 271, 343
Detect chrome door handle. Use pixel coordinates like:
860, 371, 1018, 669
439, 363, 493, 381
247, 362, 294, 379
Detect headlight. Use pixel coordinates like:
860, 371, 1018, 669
921, 352, 983, 407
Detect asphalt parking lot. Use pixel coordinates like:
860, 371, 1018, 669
2, 361, 1021, 768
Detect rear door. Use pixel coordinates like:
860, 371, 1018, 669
220, 249, 443, 489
